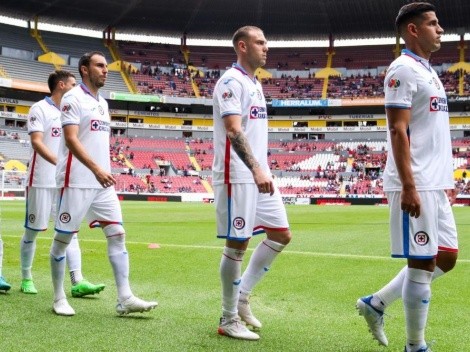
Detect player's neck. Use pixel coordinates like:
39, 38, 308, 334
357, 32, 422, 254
50, 92, 62, 107
82, 81, 100, 98
405, 44, 431, 61
236, 60, 256, 79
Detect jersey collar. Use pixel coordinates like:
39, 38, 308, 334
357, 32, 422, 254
44, 96, 59, 110
80, 82, 101, 101
232, 63, 258, 84
402, 49, 432, 72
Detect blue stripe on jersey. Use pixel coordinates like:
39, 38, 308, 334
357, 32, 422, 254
402, 211, 410, 257
384, 104, 411, 109
221, 111, 240, 118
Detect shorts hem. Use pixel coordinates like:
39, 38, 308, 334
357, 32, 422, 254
391, 254, 435, 259
24, 225, 47, 232
54, 228, 78, 234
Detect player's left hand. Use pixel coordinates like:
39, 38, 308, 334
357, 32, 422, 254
445, 188, 457, 205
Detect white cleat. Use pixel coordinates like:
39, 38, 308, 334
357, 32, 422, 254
238, 297, 262, 329
116, 295, 158, 315
356, 295, 388, 346
218, 316, 260, 340
53, 298, 75, 316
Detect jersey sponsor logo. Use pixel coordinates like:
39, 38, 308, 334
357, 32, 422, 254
233, 217, 245, 230
387, 78, 400, 88
98, 105, 105, 115
429, 96, 448, 112
222, 90, 233, 100
250, 106, 267, 119
29, 116, 37, 126
62, 104, 71, 112
90, 119, 111, 132
59, 212, 71, 223
51, 127, 61, 137
223, 78, 234, 85
414, 231, 429, 246
28, 214, 36, 223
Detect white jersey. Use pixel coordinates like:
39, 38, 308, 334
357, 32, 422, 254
27, 97, 62, 188
383, 49, 454, 191
56, 83, 111, 188
212, 64, 270, 185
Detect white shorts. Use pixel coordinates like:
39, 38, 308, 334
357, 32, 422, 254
55, 187, 123, 234
24, 187, 58, 231
214, 183, 289, 241
387, 190, 458, 259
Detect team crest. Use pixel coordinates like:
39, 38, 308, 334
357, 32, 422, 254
28, 214, 36, 223
387, 78, 400, 88
59, 212, 71, 223
429, 96, 448, 112
233, 217, 245, 230
414, 231, 429, 246
51, 127, 61, 137
249, 106, 267, 119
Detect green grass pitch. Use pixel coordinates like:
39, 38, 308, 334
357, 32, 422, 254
0, 201, 469, 351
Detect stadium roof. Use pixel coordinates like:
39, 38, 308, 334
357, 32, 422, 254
0, 0, 469, 42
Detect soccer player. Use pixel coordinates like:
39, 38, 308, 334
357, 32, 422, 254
0, 233, 11, 292
50, 51, 157, 316
212, 26, 291, 340
21, 70, 105, 296
356, 3, 458, 352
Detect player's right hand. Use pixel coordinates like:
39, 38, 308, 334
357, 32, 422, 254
253, 169, 274, 195
94, 169, 117, 188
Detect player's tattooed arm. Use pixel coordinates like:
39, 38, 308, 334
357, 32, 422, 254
227, 130, 260, 171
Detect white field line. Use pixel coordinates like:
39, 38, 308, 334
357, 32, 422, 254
4, 234, 470, 263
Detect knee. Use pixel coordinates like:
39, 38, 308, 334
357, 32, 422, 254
437, 251, 458, 273
267, 229, 292, 246
102, 224, 125, 240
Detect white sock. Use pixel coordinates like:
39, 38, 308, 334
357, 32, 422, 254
220, 246, 245, 318
107, 234, 132, 301
20, 228, 39, 280
0, 238, 4, 277
66, 234, 83, 285
240, 239, 285, 297
403, 268, 433, 351
372, 265, 446, 311
50, 232, 73, 301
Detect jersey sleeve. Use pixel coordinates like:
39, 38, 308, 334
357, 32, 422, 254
27, 103, 45, 134
214, 76, 243, 118
60, 92, 81, 126
384, 64, 417, 109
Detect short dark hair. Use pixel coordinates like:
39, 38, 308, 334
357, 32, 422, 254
47, 70, 75, 93
395, 2, 436, 34
232, 26, 263, 48
78, 51, 105, 78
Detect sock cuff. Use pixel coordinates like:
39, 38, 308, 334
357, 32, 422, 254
406, 268, 433, 284
263, 239, 285, 252
223, 246, 245, 261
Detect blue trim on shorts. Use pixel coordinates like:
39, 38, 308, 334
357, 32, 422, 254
392, 254, 435, 259
226, 187, 232, 237
24, 225, 47, 232
54, 228, 77, 234
217, 235, 249, 242
402, 211, 410, 257
23, 186, 29, 229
